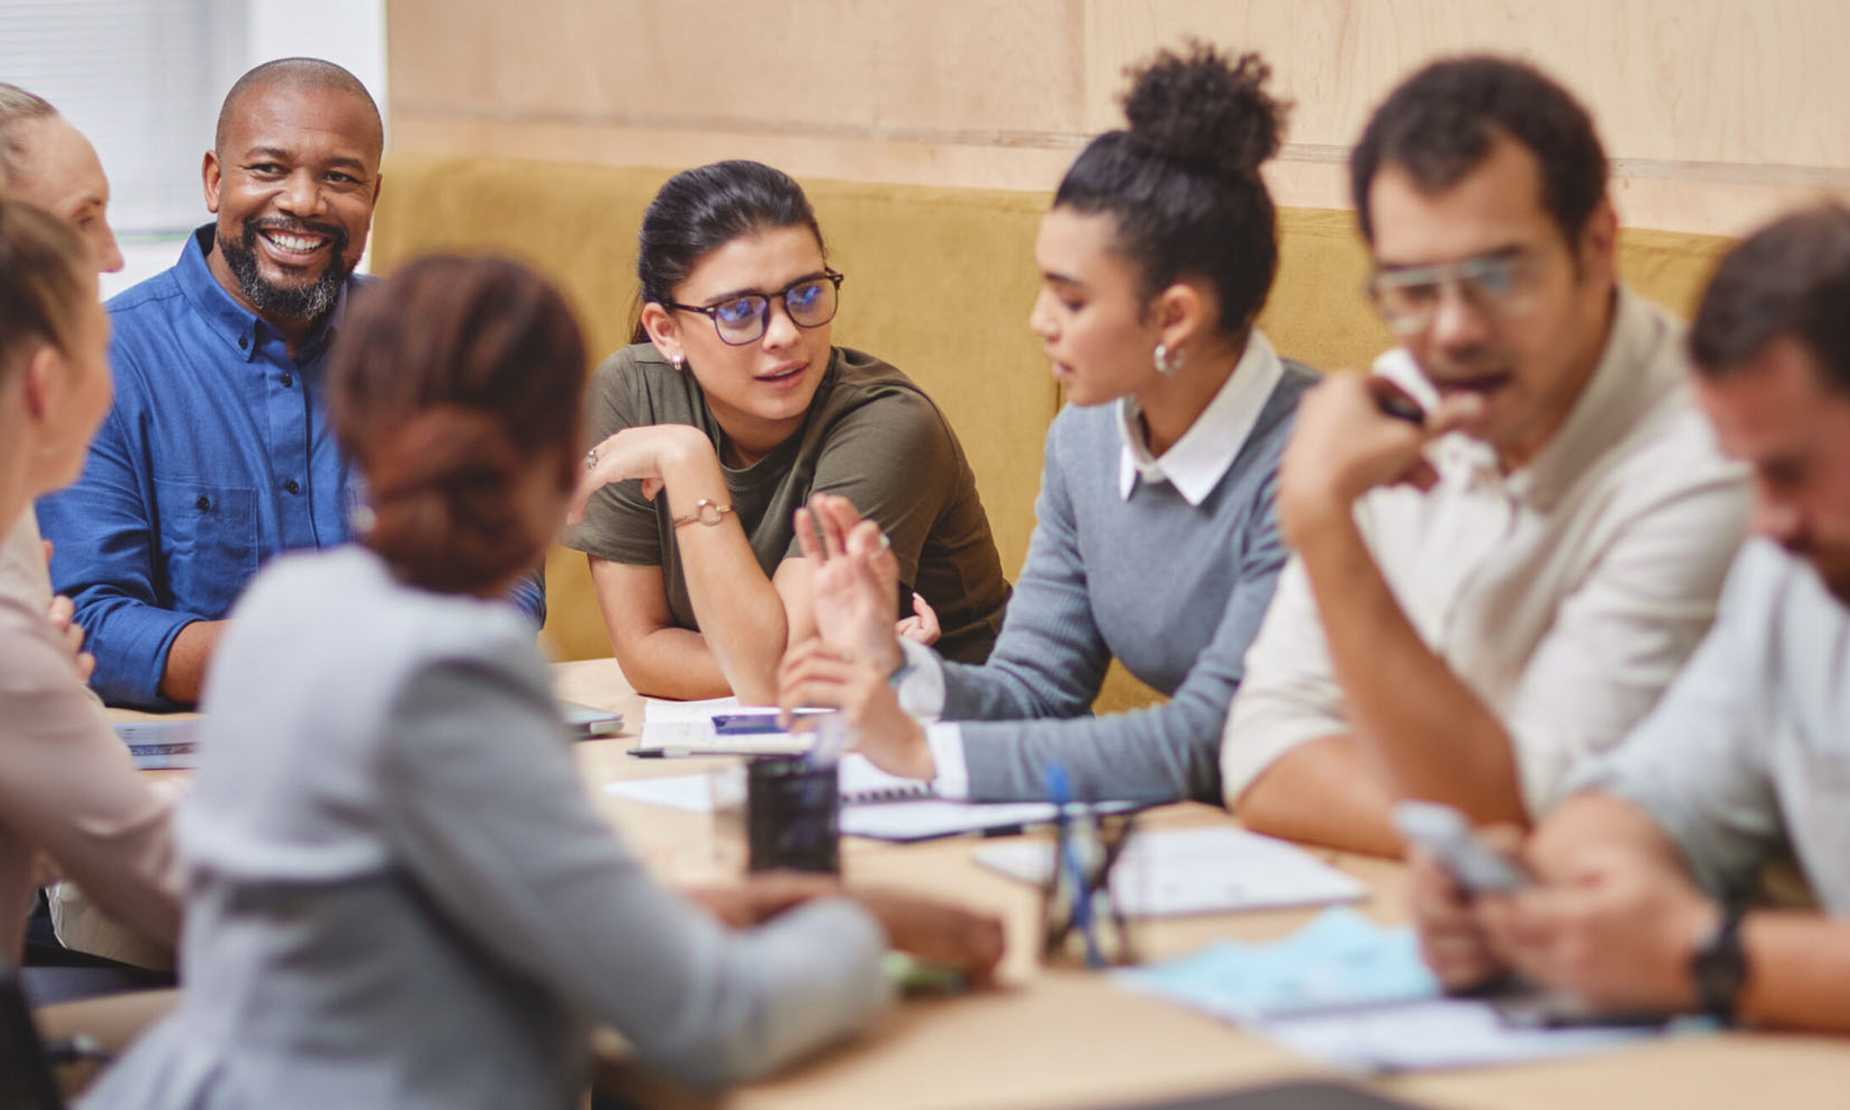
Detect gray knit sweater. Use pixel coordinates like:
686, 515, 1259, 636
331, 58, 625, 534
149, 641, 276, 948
940, 365, 1313, 804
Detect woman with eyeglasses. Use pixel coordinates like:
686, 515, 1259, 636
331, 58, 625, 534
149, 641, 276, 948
83, 256, 1004, 1108
565, 161, 1011, 702
777, 44, 1315, 806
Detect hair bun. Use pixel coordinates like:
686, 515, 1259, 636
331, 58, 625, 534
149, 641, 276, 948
364, 406, 533, 596
1121, 40, 1288, 179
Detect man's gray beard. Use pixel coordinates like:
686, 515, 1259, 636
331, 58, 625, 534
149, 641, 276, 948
218, 228, 351, 325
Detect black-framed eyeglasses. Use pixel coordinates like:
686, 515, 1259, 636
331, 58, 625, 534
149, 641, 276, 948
667, 270, 845, 346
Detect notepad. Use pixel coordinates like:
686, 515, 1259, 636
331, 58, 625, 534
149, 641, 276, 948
976, 827, 1367, 917
630, 697, 815, 755
113, 719, 200, 770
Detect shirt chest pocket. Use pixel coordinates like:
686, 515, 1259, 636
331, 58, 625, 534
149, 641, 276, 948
153, 479, 259, 618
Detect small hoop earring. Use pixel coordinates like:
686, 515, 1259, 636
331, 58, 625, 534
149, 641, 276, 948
1153, 343, 1184, 377
670, 354, 686, 372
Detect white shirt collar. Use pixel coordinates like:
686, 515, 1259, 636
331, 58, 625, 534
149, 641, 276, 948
1117, 330, 1287, 504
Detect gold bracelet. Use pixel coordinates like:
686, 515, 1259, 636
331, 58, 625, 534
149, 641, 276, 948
671, 498, 734, 529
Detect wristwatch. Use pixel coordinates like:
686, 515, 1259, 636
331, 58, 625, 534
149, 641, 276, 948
671, 498, 734, 530
1688, 899, 1750, 1025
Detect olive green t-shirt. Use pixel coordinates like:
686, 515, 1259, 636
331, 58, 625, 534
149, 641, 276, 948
564, 343, 1010, 663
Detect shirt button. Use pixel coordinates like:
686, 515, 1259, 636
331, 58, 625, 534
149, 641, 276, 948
238, 335, 249, 350
195, 495, 211, 511
280, 372, 294, 388
284, 479, 302, 496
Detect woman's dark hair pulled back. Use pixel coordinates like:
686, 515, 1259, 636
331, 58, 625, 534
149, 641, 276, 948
328, 255, 587, 596
631, 160, 825, 342
1055, 40, 1289, 336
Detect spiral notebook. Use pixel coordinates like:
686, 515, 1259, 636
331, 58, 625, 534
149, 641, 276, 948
605, 754, 1129, 841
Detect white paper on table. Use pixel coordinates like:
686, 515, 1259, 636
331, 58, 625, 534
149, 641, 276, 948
1257, 997, 1661, 1073
976, 826, 1366, 916
641, 696, 741, 725
604, 774, 717, 812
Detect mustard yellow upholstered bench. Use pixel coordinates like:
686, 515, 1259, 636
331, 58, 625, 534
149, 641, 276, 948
371, 156, 1733, 713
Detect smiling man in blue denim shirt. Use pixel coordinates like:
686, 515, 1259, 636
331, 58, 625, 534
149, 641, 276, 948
38, 59, 544, 708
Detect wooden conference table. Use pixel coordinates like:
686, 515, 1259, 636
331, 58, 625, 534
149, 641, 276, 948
107, 659, 1850, 1109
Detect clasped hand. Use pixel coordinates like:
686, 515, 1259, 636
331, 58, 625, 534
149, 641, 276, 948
685, 872, 1006, 983
1276, 373, 1483, 548
39, 541, 93, 682
1411, 831, 1716, 1014
567, 425, 715, 524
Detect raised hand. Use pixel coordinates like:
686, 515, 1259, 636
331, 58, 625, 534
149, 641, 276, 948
794, 494, 904, 674
778, 640, 936, 780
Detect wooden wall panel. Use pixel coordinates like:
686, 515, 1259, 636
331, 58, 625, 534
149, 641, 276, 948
389, 0, 1850, 236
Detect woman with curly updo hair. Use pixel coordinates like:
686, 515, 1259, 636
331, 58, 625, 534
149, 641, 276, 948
780, 43, 1318, 807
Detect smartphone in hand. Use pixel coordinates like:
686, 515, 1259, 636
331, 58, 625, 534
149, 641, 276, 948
1393, 801, 1532, 894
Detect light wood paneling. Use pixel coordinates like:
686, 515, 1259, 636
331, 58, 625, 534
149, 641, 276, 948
388, 0, 1850, 235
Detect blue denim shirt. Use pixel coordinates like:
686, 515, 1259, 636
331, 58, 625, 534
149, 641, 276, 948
39, 226, 545, 707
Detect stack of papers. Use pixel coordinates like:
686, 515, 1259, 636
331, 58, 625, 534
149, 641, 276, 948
1120, 908, 1667, 1072
976, 827, 1365, 917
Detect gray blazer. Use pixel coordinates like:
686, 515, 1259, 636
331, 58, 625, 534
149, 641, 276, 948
84, 547, 890, 1109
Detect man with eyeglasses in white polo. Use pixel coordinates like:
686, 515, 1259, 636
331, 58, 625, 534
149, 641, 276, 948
1220, 56, 1750, 855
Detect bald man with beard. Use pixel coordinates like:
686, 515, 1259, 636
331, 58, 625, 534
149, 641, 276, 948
36, 59, 545, 710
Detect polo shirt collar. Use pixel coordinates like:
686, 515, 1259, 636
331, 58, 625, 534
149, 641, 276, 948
1117, 329, 1287, 504
173, 223, 354, 364
1511, 287, 1676, 510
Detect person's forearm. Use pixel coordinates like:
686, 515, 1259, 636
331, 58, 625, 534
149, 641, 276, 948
657, 449, 791, 705
1233, 734, 1405, 856
1527, 792, 1688, 878
158, 619, 228, 706
1294, 508, 1527, 825
1736, 913, 1850, 1034
620, 626, 733, 701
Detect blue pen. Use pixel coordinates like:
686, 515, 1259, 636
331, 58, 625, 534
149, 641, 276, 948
1046, 765, 1105, 968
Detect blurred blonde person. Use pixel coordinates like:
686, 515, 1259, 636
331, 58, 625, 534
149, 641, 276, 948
0, 199, 178, 974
